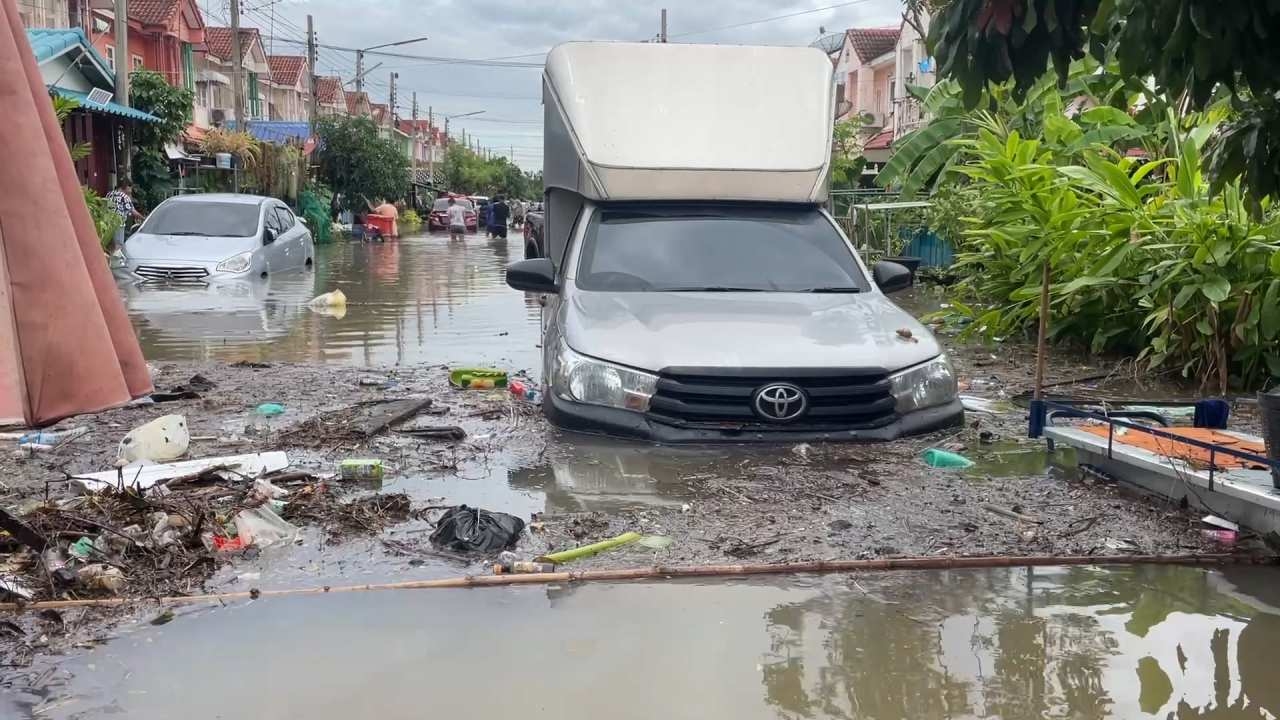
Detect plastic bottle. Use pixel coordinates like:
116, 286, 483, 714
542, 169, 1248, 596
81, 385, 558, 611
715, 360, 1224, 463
18, 426, 87, 446
923, 448, 974, 469
492, 560, 557, 575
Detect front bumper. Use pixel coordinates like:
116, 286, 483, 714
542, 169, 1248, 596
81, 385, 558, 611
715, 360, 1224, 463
544, 392, 965, 443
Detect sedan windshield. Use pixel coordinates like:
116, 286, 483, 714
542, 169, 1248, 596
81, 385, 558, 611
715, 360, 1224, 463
576, 204, 869, 292
142, 202, 261, 237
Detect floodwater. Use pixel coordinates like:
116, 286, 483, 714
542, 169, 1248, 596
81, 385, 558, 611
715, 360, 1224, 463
7, 564, 1280, 719
118, 232, 543, 372
81, 231, 1280, 720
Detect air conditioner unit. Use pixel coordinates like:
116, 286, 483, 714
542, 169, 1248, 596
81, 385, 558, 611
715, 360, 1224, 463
861, 111, 885, 128
210, 108, 229, 125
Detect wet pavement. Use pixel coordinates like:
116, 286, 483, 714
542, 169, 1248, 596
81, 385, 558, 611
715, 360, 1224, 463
120, 232, 542, 372
7, 564, 1280, 719
1, 232, 1270, 717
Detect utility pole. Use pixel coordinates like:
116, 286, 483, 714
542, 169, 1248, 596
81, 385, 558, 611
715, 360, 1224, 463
113, 0, 129, 103
388, 72, 397, 126
411, 92, 419, 172
427, 105, 435, 185
230, 0, 245, 126
306, 14, 317, 135
660, 8, 668, 42
355, 49, 364, 94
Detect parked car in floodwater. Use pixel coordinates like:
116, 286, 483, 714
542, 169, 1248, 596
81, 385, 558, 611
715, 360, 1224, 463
427, 197, 478, 232
120, 194, 315, 282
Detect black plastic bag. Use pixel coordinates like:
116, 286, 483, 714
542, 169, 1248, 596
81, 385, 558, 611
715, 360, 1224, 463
430, 505, 525, 553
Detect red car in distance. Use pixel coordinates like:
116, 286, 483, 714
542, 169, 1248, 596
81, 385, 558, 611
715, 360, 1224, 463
427, 197, 478, 232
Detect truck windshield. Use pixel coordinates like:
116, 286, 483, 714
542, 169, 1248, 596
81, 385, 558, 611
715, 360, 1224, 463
142, 202, 261, 237
575, 204, 869, 292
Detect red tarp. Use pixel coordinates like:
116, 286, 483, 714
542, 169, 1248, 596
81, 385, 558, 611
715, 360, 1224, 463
0, 0, 152, 426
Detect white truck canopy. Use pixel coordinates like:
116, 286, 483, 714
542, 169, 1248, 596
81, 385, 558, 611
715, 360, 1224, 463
542, 42, 835, 203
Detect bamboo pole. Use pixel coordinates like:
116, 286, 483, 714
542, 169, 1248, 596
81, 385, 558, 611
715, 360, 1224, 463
0, 554, 1269, 612
536, 531, 640, 564
1034, 260, 1051, 400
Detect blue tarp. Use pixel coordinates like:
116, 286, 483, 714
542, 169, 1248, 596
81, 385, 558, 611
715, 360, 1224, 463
226, 121, 311, 145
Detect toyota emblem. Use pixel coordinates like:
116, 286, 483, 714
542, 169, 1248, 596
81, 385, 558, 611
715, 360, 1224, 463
752, 383, 808, 422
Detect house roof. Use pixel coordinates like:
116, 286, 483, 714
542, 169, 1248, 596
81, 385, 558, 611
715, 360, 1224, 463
344, 90, 370, 114
266, 55, 306, 86
127, 0, 181, 25
864, 129, 894, 150
370, 102, 388, 123
315, 76, 343, 104
397, 119, 434, 135
26, 28, 115, 89
847, 27, 899, 63
204, 26, 260, 61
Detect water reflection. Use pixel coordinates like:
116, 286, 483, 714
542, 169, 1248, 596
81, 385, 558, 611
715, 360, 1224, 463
761, 565, 1280, 719
119, 233, 541, 371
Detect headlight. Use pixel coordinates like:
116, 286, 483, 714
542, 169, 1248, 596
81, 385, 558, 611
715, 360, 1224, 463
890, 354, 957, 413
551, 340, 657, 412
216, 252, 253, 274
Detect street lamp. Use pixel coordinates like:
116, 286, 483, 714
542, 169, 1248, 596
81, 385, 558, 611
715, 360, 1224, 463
355, 36, 429, 93
441, 110, 485, 145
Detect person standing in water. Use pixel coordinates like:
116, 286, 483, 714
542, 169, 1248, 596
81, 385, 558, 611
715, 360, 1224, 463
446, 197, 467, 242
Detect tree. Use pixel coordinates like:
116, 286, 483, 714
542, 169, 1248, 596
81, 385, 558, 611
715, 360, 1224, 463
830, 119, 867, 190
128, 70, 194, 210
315, 115, 410, 211
441, 143, 541, 198
924, 0, 1280, 205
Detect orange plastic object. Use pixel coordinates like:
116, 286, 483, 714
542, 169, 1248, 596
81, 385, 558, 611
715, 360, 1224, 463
365, 214, 395, 237
1081, 425, 1268, 470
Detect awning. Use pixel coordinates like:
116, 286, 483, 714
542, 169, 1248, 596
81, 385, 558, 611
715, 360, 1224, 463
197, 69, 230, 85
49, 87, 158, 123
226, 120, 311, 145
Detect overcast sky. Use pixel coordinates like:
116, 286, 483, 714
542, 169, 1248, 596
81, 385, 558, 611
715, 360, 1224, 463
205, 0, 904, 171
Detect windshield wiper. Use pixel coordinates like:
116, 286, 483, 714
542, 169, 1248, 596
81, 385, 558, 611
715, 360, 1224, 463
802, 286, 863, 293
653, 286, 766, 292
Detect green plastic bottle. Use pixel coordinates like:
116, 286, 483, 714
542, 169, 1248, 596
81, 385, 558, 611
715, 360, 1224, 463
923, 448, 974, 469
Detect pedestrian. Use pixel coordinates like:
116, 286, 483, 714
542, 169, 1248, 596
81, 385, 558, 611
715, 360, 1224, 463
490, 195, 510, 239
104, 180, 144, 251
512, 199, 525, 229
446, 197, 467, 242
483, 200, 496, 239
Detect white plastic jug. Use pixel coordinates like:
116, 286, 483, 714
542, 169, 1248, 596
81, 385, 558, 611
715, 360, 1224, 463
118, 414, 190, 464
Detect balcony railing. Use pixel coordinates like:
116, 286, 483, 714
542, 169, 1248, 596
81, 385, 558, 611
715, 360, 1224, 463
893, 97, 924, 137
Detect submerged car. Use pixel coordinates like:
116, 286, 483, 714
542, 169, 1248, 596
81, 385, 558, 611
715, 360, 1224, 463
427, 197, 478, 232
121, 194, 314, 282
504, 42, 961, 442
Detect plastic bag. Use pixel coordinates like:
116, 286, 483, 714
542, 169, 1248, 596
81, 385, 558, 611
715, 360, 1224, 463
429, 505, 525, 553
233, 506, 300, 548
118, 414, 190, 464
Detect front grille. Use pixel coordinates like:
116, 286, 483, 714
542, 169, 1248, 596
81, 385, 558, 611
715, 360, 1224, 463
647, 367, 897, 431
135, 265, 209, 282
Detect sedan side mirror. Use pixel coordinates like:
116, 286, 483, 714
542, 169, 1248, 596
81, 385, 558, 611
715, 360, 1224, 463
872, 260, 913, 294
263, 228, 277, 245
506, 258, 557, 294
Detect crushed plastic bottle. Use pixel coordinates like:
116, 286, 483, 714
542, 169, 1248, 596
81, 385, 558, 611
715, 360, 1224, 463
18, 426, 87, 446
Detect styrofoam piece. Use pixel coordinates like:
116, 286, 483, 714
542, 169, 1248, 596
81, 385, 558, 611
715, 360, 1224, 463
72, 451, 290, 493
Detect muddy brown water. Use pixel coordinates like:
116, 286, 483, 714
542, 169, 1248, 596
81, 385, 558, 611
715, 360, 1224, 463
17, 233, 1263, 718
5, 564, 1279, 719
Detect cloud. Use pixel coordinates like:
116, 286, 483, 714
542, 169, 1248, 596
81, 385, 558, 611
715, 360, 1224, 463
242, 0, 904, 170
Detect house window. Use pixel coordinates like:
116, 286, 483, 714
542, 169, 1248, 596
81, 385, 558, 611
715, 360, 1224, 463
105, 45, 115, 70
181, 43, 195, 91
132, 55, 143, 71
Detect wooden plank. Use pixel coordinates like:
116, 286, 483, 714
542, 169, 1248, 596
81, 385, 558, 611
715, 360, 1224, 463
351, 398, 432, 437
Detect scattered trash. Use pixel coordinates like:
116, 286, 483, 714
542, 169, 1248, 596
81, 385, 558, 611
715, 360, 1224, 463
981, 503, 1043, 524
792, 443, 812, 460
979, 430, 996, 445
230, 360, 272, 369
537, 531, 642, 565
394, 425, 466, 441
339, 458, 385, 482
492, 558, 556, 574
636, 535, 674, 550
71, 451, 290, 493
358, 375, 393, 388
507, 379, 542, 404
17, 427, 87, 447
255, 403, 286, 417
429, 505, 525, 553
151, 609, 175, 626
118, 415, 189, 464
277, 398, 433, 447
309, 289, 347, 308
923, 448, 974, 469
0, 576, 33, 601
1201, 529, 1238, 546
1102, 538, 1142, 553
67, 536, 95, 561
41, 548, 76, 586
150, 374, 216, 402
449, 368, 508, 389
1200, 515, 1240, 532
960, 395, 1010, 414
232, 506, 300, 549
681, 503, 692, 514
76, 564, 125, 593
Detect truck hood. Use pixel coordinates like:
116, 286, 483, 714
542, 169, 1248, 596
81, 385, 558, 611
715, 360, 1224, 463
562, 289, 941, 373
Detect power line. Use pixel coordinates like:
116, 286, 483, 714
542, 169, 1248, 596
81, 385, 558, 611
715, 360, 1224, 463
258, 35, 542, 67
670, 0, 880, 39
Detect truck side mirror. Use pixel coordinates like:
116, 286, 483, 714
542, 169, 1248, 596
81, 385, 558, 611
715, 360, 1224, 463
873, 261, 912, 293
506, 258, 557, 294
